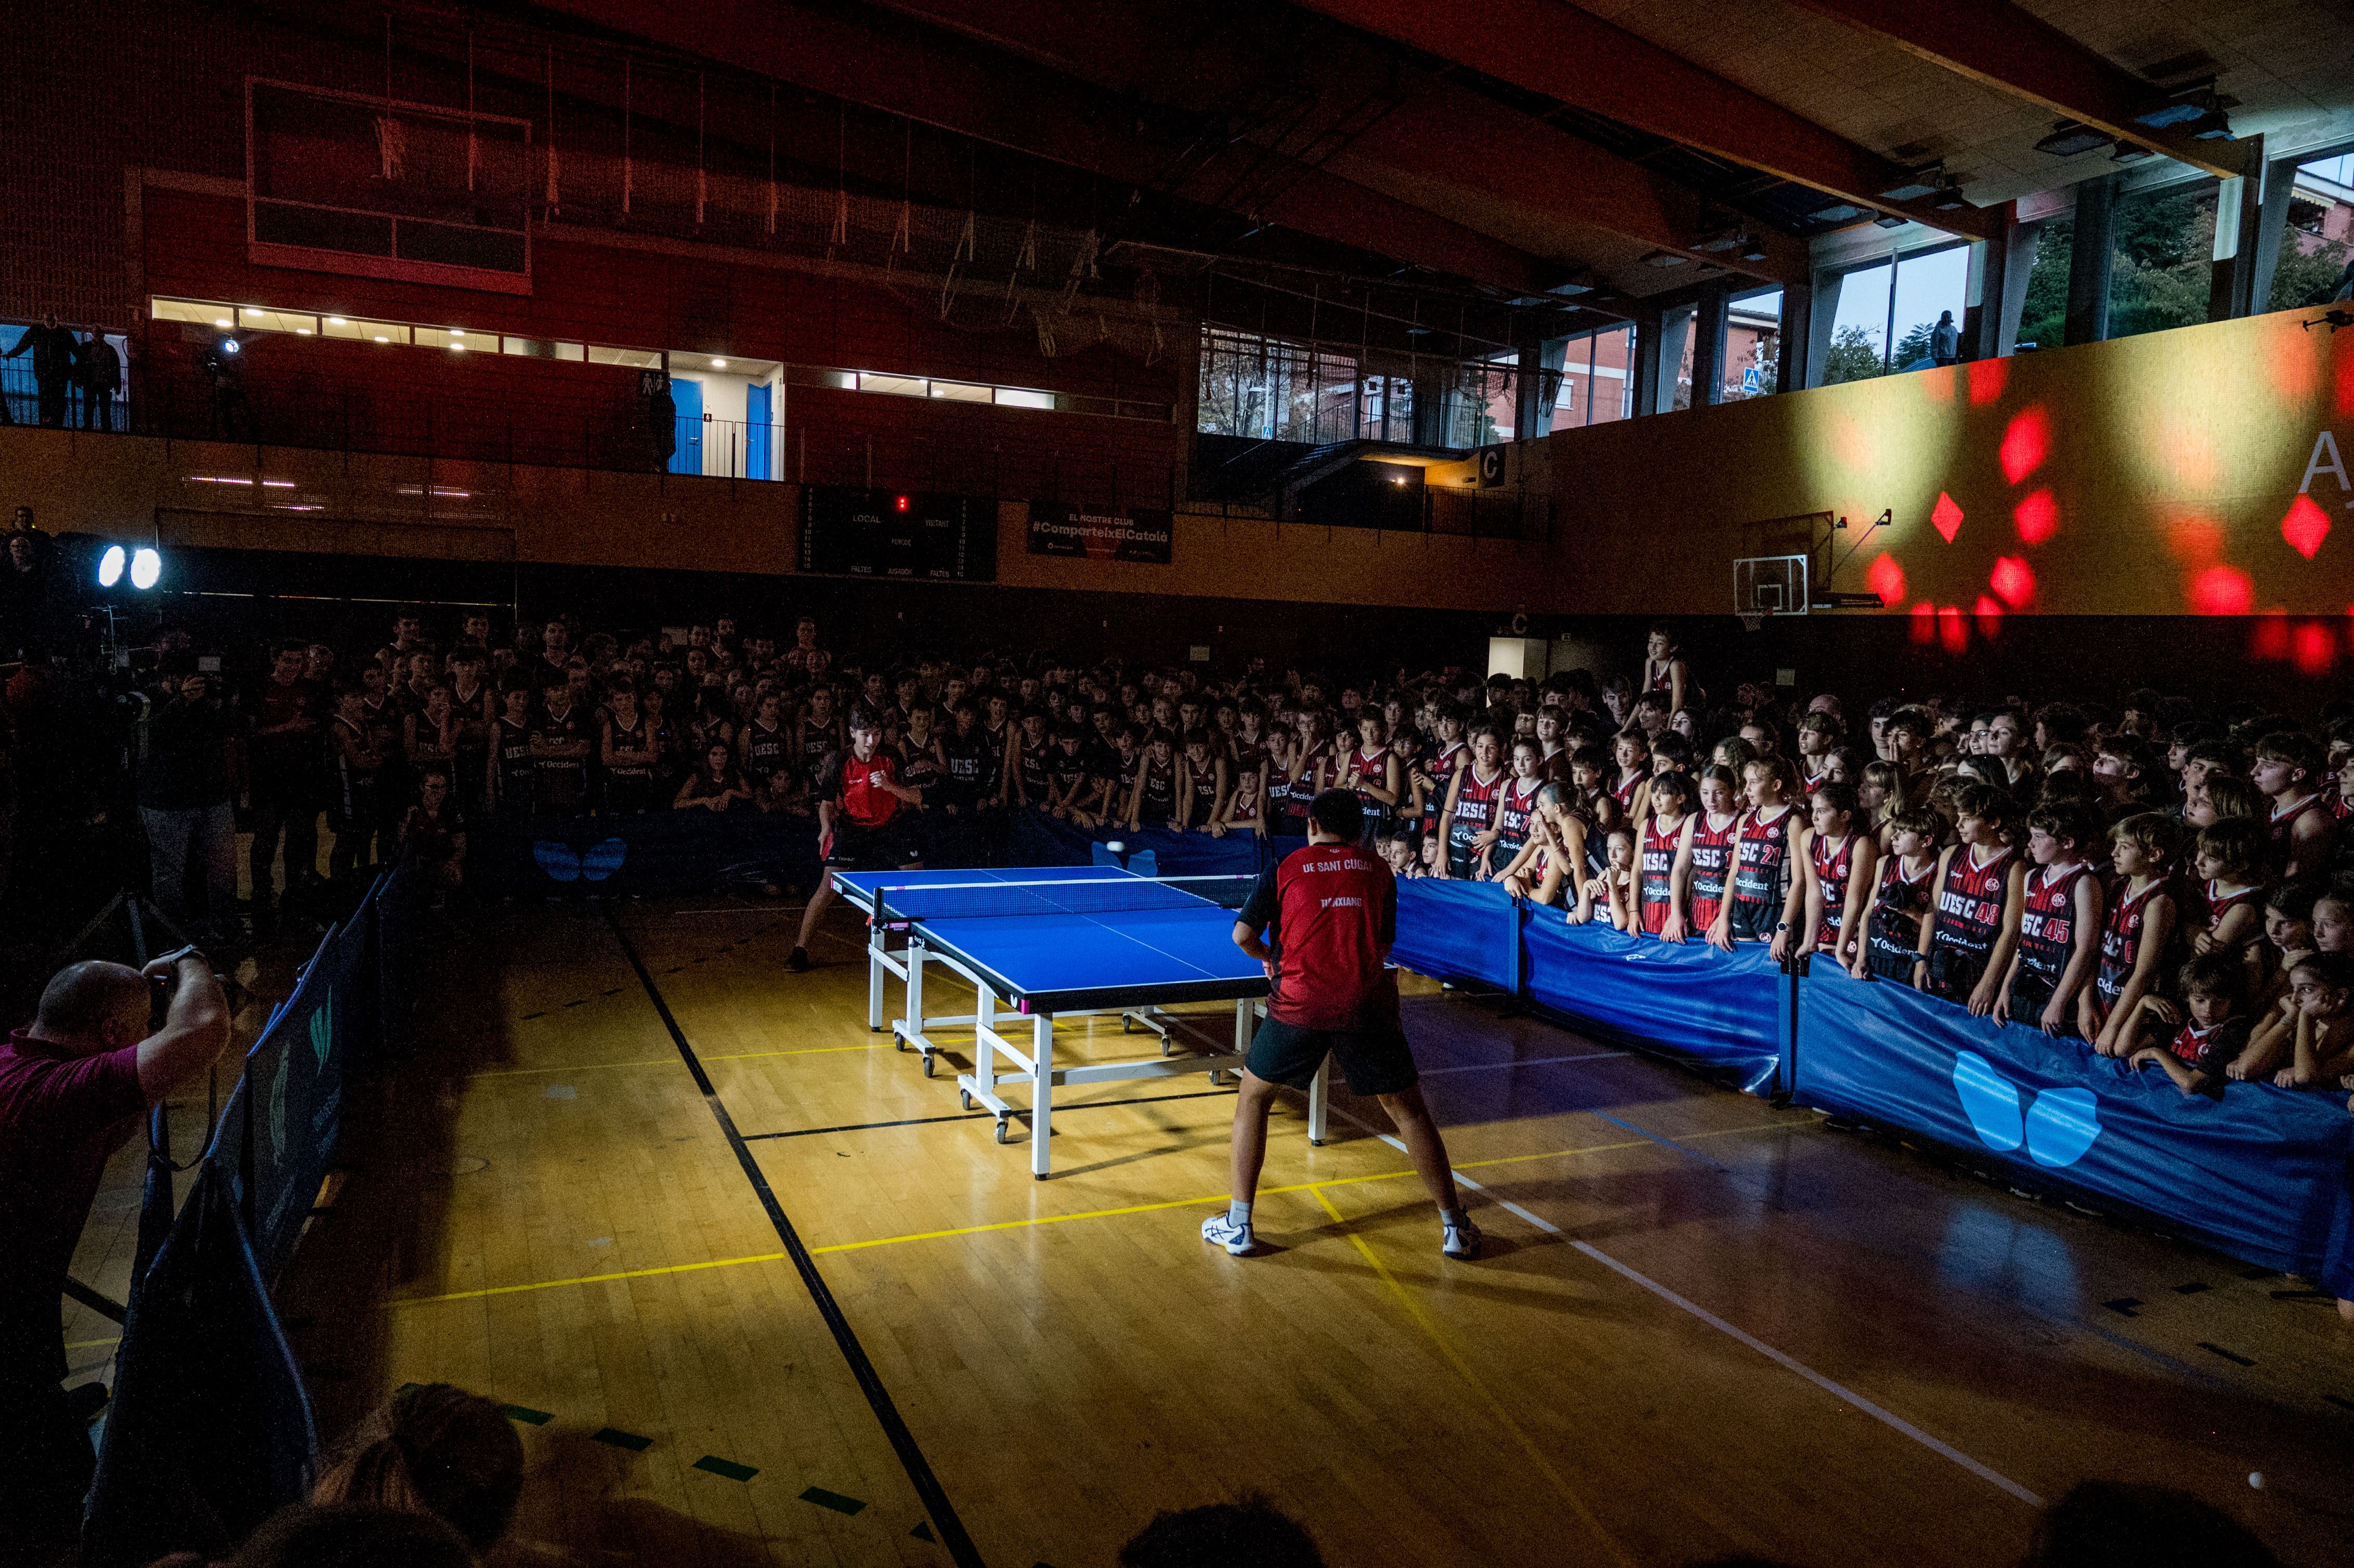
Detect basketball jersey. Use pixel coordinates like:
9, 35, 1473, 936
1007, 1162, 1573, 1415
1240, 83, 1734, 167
1424, 740, 1466, 833
1226, 772, 1263, 827
1727, 805, 1794, 940
1137, 757, 1177, 822
1188, 761, 1222, 817
744, 720, 789, 782
2269, 792, 2329, 871
980, 722, 1010, 795
1686, 812, 1739, 931
900, 738, 943, 793
796, 717, 841, 784
2014, 861, 2090, 989
1639, 815, 1682, 934
1350, 746, 1391, 816
1447, 764, 1506, 873
1867, 856, 1936, 976
1933, 845, 2015, 964
2201, 878, 2263, 938
532, 703, 590, 809
1610, 766, 1650, 815
1493, 778, 1544, 866
606, 714, 654, 780
1810, 830, 1860, 947
1017, 736, 1051, 800
2095, 878, 2164, 1014
1285, 741, 1330, 812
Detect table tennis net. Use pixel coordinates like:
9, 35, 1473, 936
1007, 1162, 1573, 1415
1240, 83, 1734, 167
870, 873, 1257, 923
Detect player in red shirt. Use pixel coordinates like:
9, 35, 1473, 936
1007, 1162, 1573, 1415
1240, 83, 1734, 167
1205, 790, 1479, 1261
789, 709, 926, 972
1, 949, 230, 1559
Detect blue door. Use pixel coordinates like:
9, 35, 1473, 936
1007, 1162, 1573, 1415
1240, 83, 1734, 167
669, 376, 702, 475
746, 383, 771, 480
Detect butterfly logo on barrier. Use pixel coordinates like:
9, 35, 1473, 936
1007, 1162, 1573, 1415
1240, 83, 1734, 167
309, 987, 335, 1069
1952, 1050, 2101, 1167
533, 839, 629, 883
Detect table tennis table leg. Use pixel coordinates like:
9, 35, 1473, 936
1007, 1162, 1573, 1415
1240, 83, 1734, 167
1031, 1011, 1054, 1180
972, 987, 997, 1107
1308, 1055, 1330, 1147
866, 913, 886, 1032
903, 936, 929, 1073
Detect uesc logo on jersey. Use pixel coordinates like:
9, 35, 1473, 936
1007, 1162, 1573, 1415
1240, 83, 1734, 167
1952, 1050, 2101, 1168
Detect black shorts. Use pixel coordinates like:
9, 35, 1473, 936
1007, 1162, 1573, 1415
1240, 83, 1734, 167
1245, 1015, 1419, 1097
827, 819, 919, 871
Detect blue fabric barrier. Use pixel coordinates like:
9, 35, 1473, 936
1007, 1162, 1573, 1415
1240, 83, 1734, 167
469, 808, 821, 895
1392, 879, 1521, 992
1796, 966, 2354, 1293
81, 1163, 317, 1567
238, 905, 372, 1281
1522, 914, 1787, 1094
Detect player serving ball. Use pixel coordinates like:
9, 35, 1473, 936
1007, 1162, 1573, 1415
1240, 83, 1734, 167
1206, 789, 1480, 1260
790, 709, 925, 972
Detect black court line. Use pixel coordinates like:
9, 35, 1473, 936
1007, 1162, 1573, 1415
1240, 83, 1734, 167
742, 1087, 1238, 1142
604, 912, 984, 1568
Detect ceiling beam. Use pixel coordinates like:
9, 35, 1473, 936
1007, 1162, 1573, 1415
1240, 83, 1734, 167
862, 0, 1804, 286
521, 0, 1564, 296
1780, 0, 2247, 181
1289, 0, 1998, 239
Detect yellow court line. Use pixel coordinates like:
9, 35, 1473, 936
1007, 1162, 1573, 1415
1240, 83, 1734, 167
386, 1117, 1806, 1307
468, 1041, 893, 1078
1308, 1184, 1637, 1568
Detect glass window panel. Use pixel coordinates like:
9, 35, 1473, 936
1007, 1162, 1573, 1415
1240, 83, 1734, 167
1824, 261, 1892, 383
2017, 222, 2073, 352
928, 380, 992, 402
2270, 155, 2354, 312
151, 298, 231, 325
1888, 244, 1968, 367
859, 372, 926, 396
319, 314, 362, 339
586, 345, 664, 368
1724, 290, 1782, 400
994, 386, 1054, 409
353, 321, 408, 345
2107, 184, 2218, 341
236, 307, 317, 335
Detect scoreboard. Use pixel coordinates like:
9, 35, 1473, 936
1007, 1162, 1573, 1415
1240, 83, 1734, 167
797, 487, 998, 581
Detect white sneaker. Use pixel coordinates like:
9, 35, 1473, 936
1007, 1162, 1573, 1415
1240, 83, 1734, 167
1441, 1213, 1483, 1260
1200, 1211, 1254, 1256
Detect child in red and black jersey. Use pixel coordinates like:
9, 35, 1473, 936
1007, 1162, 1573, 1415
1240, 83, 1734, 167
1856, 804, 1941, 983
1917, 782, 2025, 1015
1607, 730, 1651, 818
2188, 817, 2267, 977
1996, 800, 2104, 1036
2088, 812, 2183, 1052
1486, 740, 1548, 880
1676, 765, 1742, 936
1418, 705, 1468, 842
2125, 952, 2252, 1097
1711, 756, 1796, 950
1176, 728, 1230, 836
1638, 770, 1695, 939
1339, 713, 1398, 838
1439, 726, 1507, 880
2254, 730, 2333, 880
1127, 728, 1180, 831
1781, 783, 1876, 969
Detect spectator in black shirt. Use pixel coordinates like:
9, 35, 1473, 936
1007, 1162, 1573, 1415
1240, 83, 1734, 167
77, 330, 119, 431
3, 315, 81, 428
136, 672, 239, 942
246, 640, 325, 929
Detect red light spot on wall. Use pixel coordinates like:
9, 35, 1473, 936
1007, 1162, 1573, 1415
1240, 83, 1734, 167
1931, 492, 1965, 542
2193, 566, 2254, 616
2000, 407, 2049, 484
1868, 552, 1906, 607
1922, 368, 1955, 403
1938, 605, 1968, 655
2269, 329, 2322, 401
1973, 596, 2005, 638
1990, 555, 2035, 609
1967, 357, 2008, 407
2252, 610, 2291, 660
1910, 603, 1937, 644
2013, 489, 2058, 544
2283, 494, 2332, 558
2168, 515, 2224, 566
2294, 621, 2335, 675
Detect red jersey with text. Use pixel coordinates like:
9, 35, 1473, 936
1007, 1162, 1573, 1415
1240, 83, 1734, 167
1810, 830, 1861, 947
2015, 862, 2091, 989
1727, 805, 1795, 941
1685, 813, 1740, 930
2269, 792, 2330, 872
1933, 845, 2016, 964
1639, 815, 1683, 934
1610, 766, 1650, 815
1423, 739, 1466, 832
830, 749, 903, 828
1867, 856, 1937, 975
1493, 777, 1544, 861
1447, 764, 1506, 871
1241, 841, 1400, 1031
2200, 878, 2264, 939
2095, 877, 2166, 1013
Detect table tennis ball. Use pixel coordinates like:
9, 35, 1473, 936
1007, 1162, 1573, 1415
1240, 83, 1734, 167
1106, 841, 1125, 855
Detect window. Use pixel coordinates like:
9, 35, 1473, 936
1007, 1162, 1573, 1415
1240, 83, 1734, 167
587, 345, 664, 369
2270, 152, 2354, 312
1824, 245, 1967, 381
2106, 181, 2219, 341
1547, 325, 1634, 430
1724, 290, 1781, 400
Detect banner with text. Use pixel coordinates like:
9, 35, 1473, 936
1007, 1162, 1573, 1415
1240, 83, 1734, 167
1027, 502, 1174, 564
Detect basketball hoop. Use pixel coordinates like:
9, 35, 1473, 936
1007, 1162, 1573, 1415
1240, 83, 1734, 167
1738, 611, 1764, 633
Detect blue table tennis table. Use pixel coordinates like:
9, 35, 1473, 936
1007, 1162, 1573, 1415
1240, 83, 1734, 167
832, 865, 1330, 1176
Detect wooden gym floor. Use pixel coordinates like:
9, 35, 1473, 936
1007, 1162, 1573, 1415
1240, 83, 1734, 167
75, 893, 2354, 1566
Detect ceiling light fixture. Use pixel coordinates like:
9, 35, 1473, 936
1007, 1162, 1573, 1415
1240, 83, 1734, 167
711, 358, 728, 369
2034, 121, 2112, 158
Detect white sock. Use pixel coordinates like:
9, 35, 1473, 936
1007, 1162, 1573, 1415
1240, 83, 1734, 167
1227, 1200, 1252, 1228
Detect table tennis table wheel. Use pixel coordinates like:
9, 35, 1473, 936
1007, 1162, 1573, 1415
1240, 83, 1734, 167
959, 1089, 973, 1110
922, 1054, 936, 1078
894, 1035, 907, 1051
994, 1115, 1011, 1144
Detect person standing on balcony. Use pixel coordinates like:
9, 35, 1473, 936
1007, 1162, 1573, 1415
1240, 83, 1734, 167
77, 330, 119, 431
4, 315, 81, 429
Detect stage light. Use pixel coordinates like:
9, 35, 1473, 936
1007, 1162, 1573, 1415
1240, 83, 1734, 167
896, 495, 911, 511
129, 548, 161, 590
97, 545, 125, 587
217, 337, 239, 355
